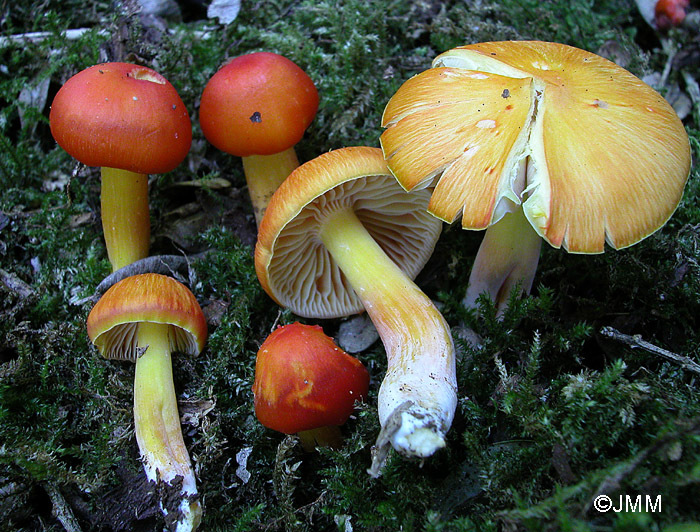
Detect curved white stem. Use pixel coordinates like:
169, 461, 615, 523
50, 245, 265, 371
319, 207, 457, 476
463, 205, 542, 315
134, 321, 201, 532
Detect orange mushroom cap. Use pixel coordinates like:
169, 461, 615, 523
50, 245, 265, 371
381, 41, 691, 253
252, 322, 369, 435
87, 273, 207, 362
50, 62, 192, 174
199, 52, 319, 157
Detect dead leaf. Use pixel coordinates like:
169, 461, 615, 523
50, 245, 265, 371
18, 75, 50, 132
336, 314, 379, 353
207, 0, 241, 25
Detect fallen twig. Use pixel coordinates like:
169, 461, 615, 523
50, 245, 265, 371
43, 483, 83, 532
599, 326, 700, 375
0, 28, 103, 46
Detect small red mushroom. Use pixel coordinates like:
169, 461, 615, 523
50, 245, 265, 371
655, 0, 689, 29
252, 322, 369, 450
199, 52, 319, 225
634, 0, 689, 29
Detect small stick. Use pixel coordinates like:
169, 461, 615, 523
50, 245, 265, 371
43, 483, 83, 532
600, 326, 700, 375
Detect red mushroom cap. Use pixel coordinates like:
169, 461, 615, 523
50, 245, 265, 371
199, 52, 319, 157
655, 0, 689, 29
49, 62, 192, 174
252, 322, 369, 434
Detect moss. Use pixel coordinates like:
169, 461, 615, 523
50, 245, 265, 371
1, 0, 699, 530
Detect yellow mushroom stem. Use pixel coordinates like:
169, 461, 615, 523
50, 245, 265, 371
134, 321, 201, 532
463, 205, 542, 315
242, 147, 300, 226
297, 425, 344, 452
100, 167, 151, 272
319, 207, 457, 476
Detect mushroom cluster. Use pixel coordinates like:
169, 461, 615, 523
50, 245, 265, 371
51, 37, 692, 528
255, 147, 457, 474
51, 63, 204, 531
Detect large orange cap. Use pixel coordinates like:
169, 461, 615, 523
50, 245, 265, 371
199, 52, 319, 157
50, 62, 192, 174
252, 322, 369, 434
87, 273, 207, 362
254, 146, 442, 318
381, 41, 691, 253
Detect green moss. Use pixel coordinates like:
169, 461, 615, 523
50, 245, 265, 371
1, 0, 699, 530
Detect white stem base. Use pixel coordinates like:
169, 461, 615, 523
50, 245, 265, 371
319, 207, 457, 476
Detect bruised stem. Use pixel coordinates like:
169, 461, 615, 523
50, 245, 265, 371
134, 321, 201, 532
463, 205, 542, 315
319, 207, 457, 476
100, 167, 151, 272
242, 148, 300, 226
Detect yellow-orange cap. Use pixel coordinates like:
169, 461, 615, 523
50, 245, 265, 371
87, 273, 207, 362
381, 41, 691, 253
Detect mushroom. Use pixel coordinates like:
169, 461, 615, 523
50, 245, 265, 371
252, 322, 370, 450
634, 0, 689, 29
199, 51, 319, 225
381, 41, 691, 314
50, 62, 192, 271
255, 146, 457, 475
87, 273, 207, 532
654, 0, 689, 29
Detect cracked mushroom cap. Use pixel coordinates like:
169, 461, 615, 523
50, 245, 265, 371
50, 62, 192, 174
381, 41, 691, 253
87, 273, 207, 362
253, 322, 370, 435
255, 146, 442, 319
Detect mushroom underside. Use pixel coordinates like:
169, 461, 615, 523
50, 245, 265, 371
266, 174, 442, 318
94, 322, 198, 362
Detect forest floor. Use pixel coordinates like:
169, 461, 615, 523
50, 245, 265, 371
1, 0, 700, 531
